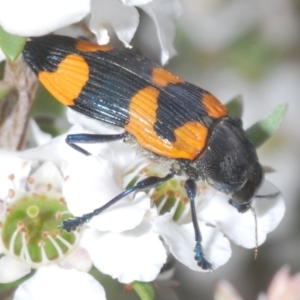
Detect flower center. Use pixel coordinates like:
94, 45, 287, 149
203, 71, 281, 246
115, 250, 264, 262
133, 167, 190, 221
1, 192, 79, 267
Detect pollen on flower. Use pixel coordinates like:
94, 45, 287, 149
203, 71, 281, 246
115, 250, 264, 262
1, 190, 79, 267
27, 177, 34, 184
56, 211, 63, 220
42, 231, 51, 238
47, 183, 53, 191
166, 190, 174, 197
8, 189, 15, 199
52, 230, 60, 238
64, 175, 69, 181
38, 240, 46, 247
199, 184, 208, 192
17, 220, 25, 229
8, 174, 15, 181
59, 197, 67, 205
6, 207, 12, 214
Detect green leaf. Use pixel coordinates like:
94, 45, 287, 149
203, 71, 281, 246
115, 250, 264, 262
226, 95, 243, 118
246, 104, 287, 148
0, 26, 26, 62
132, 281, 155, 300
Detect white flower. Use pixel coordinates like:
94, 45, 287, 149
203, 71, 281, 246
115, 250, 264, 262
215, 266, 300, 300
258, 266, 300, 300
14, 265, 106, 300
64, 110, 285, 273
0, 0, 182, 64
154, 179, 284, 272
0, 150, 104, 299
0, 0, 90, 37
0, 119, 164, 298
20, 117, 168, 284
0, 110, 285, 300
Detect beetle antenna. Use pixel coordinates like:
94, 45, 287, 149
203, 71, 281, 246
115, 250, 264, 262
250, 207, 258, 260
255, 191, 279, 199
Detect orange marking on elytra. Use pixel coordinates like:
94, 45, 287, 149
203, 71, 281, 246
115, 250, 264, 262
38, 54, 89, 106
125, 87, 208, 160
152, 68, 184, 87
172, 121, 208, 158
202, 92, 227, 118
75, 40, 113, 52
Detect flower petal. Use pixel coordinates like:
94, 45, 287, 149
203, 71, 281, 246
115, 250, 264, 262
200, 180, 285, 248
81, 222, 167, 283
27, 161, 63, 193
60, 247, 93, 272
21, 132, 78, 163
67, 109, 123, 135
21, 124, 102, 164
121, 0, 152, 6
265, 266, 300, 300
138, 0, 182, 64
63, 155, 150, 232
0, 256, 31, 283
14, 265, 106, 300
0, 150, 33, 199
154, 211, 231, 271
90, 0, 139, 47
0, 0, 90, 36
67, 109, 146, 173
215, 280, 243, 300
26, 119, 52, 148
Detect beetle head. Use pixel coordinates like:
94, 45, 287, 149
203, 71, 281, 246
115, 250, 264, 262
186, 116, 263, 212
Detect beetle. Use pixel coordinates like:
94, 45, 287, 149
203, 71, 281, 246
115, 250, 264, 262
22, 35, 263, 270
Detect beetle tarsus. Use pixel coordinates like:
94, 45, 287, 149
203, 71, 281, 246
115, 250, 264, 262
194, 242, 213, 270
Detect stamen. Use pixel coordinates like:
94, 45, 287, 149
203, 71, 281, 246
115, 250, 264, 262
9, 228, 20, 253
39, 243, 50, 264
21, 231, 32, 263
250, 207, 258, 260
8, 189, 15, 199
8, 174, 15, 181
46, 234, 64, 259
8, 174, 17, 193
177, 200, 191, 222
59, 198, 66, 205
60, 210, 74, 216
27, 177, 35, 184
56, 233, 78, 249
157, 195, 168, 213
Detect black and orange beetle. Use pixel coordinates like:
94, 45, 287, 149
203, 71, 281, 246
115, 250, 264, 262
22, 35, 263, 270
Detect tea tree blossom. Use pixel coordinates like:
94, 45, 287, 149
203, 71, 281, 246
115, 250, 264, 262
215, 267, 300, 300
0, 0, 182, 64
0, 110, 285, 299
62, 110, 285, 272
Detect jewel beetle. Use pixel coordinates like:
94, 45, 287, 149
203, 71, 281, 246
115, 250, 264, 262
23, 35, 263, 270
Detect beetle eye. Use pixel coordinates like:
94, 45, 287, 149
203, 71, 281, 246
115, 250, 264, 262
234, 117, 243, 127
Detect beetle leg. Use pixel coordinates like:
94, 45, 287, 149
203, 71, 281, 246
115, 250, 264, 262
61, 173, 173, 232
185, 178, 213, 270
66, 133, 126, 156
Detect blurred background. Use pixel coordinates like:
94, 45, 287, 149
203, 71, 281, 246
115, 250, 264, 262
164, 0, 300, 299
